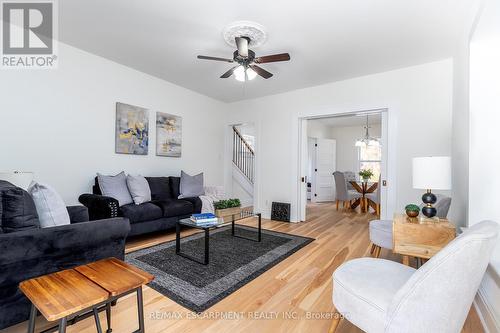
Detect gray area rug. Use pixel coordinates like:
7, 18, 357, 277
126, 225, 314, 312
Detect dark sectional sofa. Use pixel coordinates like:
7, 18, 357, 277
0, 180, 130, 329
79, 176, 202, 236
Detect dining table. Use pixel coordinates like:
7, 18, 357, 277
349, 180, 378, 213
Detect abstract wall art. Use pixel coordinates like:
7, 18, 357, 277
115, 102, 149, 155
156, 112, 182, 157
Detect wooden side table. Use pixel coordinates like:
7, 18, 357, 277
75, 258, 154, 333
392, 213, 456, 266
19, 258, 154, 333
19, 269, 109, 333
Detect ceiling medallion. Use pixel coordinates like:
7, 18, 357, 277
222, 21, 267, 48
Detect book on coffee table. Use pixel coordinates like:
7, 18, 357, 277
190, 213, 218, 224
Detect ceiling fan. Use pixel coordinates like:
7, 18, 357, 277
197, 36, 290, 81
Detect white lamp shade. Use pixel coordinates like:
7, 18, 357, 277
412, 156, 451, 190
0, 172, 34, 190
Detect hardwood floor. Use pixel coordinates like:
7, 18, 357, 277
3, 203, 483, 333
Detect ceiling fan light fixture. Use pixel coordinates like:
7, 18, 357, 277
234, 66, 246, 82
246, 67, 257, 80
234, 66, 257, 82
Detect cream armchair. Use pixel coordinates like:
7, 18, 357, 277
331, 220, 499, 333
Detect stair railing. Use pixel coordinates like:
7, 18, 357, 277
232, 126, 255, 184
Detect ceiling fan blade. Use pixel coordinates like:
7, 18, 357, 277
249, 64, 273, 79
220, 66, 239, 78
197, 55, 234, 63
254, 53, 290, 64
235, 37, 249, 57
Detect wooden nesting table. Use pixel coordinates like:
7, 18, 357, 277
392, 213, 456, 266
19, 258, 154, 333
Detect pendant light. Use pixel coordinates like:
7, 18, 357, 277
355, 115, 380, 147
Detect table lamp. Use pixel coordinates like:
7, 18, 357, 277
0, 171, 34, 190
412, 156, 451, 218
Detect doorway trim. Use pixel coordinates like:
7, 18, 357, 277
296, 107, 396, 222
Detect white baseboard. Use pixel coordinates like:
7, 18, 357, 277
474, 285, 500, 333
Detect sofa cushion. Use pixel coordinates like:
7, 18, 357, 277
170, 177, 181, 199
97, 172, 133, 206
146, 177, 172, 201
1, 186, 40, 233
120, 202, 163, 224
28, 182, 70, 228
153, 199, 194, 218
67, 206, 89, 223
0, 180, 18, 232
126, 175, 151, 205
178, 171, 204, 198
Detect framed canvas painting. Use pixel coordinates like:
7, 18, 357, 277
156, 112, 182, 157
115, 102, 149, 155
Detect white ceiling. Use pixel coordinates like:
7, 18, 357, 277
308, 113, 381, 128
59, 0, 477, 102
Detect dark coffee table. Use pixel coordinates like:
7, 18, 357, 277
176, 212, 262, 265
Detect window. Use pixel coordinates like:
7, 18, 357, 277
358, 143, 381, 182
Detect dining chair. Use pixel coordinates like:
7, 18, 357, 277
333, 171, 362, 210
343, 171, 356, 191
331, 220, 499, 333
369, 195, 452, 258
365, 175, 381, 217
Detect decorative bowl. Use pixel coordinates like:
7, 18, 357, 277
406, 210, 419, 218
404, 204, 420, 218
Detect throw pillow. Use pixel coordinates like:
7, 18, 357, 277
126, 175, 152, 205
97, 171, 133, 206
2, 186, 40, 233
178, 171, 205, 198
28, 182, 70, 228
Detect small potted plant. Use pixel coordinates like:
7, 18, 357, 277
405, 204, 420, 218
214, 198, 242, 218
358, 169, 374, 182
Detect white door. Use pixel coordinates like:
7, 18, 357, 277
314, 138, 336, 202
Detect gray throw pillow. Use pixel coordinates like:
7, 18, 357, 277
28, 182, 70, 228
126, 175, 151, 205
178, 171, 205, 198
97, 171, 133, 206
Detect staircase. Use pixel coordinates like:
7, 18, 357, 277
232, 126, 254, 184
232, 126, 254, 207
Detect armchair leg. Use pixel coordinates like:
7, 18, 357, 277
328, 312, 342, 333
336, 200, 339, 210
372, 245, 381, 258
370, 243, 376, 254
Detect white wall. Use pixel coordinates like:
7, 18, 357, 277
450, 42, 470, 228
226, 59, 453, 221
306, 121, 335, 139
469, 0, 500, 329
331, 124, 381, 173
0, 43, 226, 204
